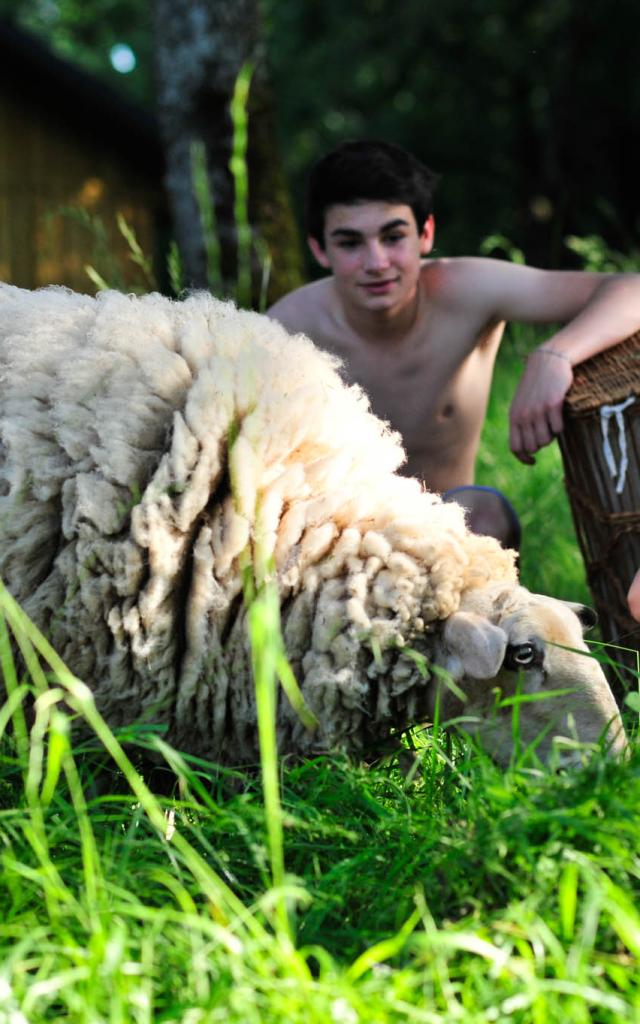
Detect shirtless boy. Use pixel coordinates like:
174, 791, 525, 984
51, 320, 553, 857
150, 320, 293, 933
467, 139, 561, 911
268, 140, 640, 545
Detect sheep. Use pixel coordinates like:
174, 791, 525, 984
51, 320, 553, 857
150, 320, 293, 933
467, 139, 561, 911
0, 283, 627, 766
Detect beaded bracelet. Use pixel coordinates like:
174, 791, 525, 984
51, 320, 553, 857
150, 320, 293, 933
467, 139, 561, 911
526, 347, 572, 364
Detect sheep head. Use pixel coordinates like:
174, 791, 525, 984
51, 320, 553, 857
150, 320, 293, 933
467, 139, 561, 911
433, 583, 628, 765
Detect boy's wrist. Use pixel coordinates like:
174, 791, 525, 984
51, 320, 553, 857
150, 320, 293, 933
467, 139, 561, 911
527, 345, 573, 366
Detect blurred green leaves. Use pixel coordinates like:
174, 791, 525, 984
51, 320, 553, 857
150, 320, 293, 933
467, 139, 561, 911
4, 0, 640, 264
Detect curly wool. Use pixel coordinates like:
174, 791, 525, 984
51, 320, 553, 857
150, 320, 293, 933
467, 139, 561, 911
0, 284, 517, 763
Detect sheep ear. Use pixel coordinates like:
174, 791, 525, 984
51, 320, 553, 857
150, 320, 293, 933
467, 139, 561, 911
443, 611, 508, 680
563, 601, 598, 632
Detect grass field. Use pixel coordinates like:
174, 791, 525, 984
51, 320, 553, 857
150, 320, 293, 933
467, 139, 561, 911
475, 323, 591, 605
1, 327, 638, 1024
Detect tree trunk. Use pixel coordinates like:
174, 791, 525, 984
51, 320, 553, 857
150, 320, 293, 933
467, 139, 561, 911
152, 0, 302, 301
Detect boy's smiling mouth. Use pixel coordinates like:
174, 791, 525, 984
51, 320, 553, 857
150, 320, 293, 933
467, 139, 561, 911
360, 278, 399, 293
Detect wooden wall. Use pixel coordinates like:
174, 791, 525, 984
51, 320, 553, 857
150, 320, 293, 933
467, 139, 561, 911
0, 86, 163, 294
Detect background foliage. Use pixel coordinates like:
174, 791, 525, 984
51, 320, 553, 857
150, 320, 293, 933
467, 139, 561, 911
0, 0, 154, 104
3, 0, 640, 268
263, 0, 640, 265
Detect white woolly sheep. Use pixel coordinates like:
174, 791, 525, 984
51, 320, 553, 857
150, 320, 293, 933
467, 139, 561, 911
0, 284, 627, 766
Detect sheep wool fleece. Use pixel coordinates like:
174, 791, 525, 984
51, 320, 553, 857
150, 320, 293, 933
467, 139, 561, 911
0, 284, 517, 763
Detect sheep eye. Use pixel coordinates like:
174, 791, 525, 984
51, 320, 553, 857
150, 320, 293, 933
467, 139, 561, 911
504, 643, 537, 671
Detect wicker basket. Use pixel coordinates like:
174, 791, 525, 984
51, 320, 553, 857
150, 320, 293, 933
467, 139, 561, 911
558, 331, 640, 695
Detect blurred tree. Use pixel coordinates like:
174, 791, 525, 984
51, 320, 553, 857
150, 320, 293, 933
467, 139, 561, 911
152, 0, 302, 298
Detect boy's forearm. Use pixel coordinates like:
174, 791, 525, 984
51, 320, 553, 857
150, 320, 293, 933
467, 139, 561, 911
533, 276, 640, 366
509, 275, 640, 465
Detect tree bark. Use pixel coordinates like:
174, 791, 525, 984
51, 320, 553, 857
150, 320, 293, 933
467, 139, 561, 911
152, 0, 302, 301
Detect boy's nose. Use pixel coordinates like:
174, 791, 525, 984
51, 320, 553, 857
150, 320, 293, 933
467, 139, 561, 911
364, 242, 390, 272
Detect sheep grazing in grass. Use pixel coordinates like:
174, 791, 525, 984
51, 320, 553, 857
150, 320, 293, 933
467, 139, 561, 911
0, 283, 627, 766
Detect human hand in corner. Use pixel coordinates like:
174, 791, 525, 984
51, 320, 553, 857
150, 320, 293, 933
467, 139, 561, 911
509, 346, 573, 464
628, 569, 640, 623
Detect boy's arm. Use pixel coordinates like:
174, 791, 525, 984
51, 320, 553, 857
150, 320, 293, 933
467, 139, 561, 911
506, 273, 640, 463
628, 569, 640, 623
437, 260, 640, 463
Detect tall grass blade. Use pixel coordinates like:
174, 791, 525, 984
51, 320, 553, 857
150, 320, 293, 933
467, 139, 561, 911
229, 62, 254, 308
84, 264, 111, 292
247, 583, 290, 942
116, 212, 156, 289
0, 610, 28, 762
167, 239, 183, 297
191, 139, 223, 296
347, 906, 422, 980
559, 860, 579, 940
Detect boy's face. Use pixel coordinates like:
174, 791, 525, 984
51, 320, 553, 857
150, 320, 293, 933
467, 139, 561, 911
308, 201, 434, 315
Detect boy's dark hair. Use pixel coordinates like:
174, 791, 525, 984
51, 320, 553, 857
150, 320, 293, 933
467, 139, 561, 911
306, 139, 439, 245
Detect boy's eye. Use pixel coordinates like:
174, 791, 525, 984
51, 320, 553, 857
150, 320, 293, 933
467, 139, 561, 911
383, 233, 406, 244
337, 239, 359, 249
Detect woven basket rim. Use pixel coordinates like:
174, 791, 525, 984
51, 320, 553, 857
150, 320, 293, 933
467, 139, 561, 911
564, 330, 640, 413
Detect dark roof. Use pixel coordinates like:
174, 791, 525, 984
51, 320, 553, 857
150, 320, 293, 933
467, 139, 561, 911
0, 16, 163, 176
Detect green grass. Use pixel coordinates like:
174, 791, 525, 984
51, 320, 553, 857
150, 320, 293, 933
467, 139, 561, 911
476, 322, 591, 604
1, 329, 639, 1023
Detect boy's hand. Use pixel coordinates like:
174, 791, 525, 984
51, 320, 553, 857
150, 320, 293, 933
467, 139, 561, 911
628, 569, 640, 622
509, 348, 573, 464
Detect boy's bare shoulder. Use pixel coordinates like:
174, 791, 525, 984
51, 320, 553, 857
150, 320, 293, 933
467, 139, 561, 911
267, 278, 335, 335
421, 256, 507, 301
421, 255, 535, 324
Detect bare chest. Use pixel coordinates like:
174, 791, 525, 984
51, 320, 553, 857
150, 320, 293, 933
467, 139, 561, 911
310, 315, 504, 488
318, 318, 499, 431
